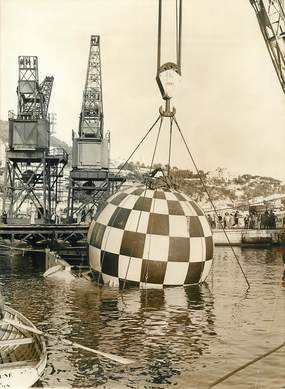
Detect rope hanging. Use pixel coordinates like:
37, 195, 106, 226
115, 116, 161, 180
208, 341, 285, 388
97, 105, 251, 290
173, 116, 250, 290
96, 0, 249, 289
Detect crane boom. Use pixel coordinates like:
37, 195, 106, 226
40, 76, 54, 119
17, 56, 54, 119
250, 0, 285, 94
79, 35, 104, 139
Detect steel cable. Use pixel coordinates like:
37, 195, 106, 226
173, 115, 250, 289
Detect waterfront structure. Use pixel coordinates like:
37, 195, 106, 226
0, 223, 88, 245
2, 56, 68, 223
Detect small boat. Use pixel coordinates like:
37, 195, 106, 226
43, 263, 64, 277
0, 305, 47, 388
241, 230, 273, 246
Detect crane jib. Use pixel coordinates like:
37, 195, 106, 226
250, 0, 285, 95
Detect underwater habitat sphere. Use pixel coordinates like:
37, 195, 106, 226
88, 184, 213, 288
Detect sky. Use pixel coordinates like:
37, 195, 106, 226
0, 0, 284, 180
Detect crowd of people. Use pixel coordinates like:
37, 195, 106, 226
207, 209, 284, 230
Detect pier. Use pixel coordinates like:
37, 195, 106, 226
0, 224, 89, 273
1, 224, 285, 248
0, 224, 88, 245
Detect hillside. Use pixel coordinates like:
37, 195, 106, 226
1, 119, 284, 211
117, 162, 285, 210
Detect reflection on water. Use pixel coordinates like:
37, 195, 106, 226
0, 247, 284, 388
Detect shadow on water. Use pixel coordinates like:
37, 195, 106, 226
32, 279, 216, 387
0, 247, 284, 387
71, 284, 216, 387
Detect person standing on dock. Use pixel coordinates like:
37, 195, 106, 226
244, 214, 249, 229
207, 214, 213, 228
232, 211, 239, 227
55, 204, 62, 224
29, 203, 36, 224
269, 210, 276, 229
1, 211, 7, 224
264, 210, 270, 229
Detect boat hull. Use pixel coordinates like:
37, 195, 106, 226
213, 228, 285, 246
0, 361, 47, 389
0, 306, 47, 389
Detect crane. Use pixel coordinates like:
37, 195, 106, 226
68, 35, 124, 222
17, 56, 54, 120
40, 76, 54, 119
250, 0, 285, 94
78, 35, 104, 139
3, 56, 68, 223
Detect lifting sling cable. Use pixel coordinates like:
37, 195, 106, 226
109, 1, 250, 290
156, 0, 250, 289
156, 0, 182, 103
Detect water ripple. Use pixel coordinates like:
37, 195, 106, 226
0, 247, 284, 387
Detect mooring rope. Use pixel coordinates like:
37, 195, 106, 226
208, 341, 285, 388
173, 116, 250, 289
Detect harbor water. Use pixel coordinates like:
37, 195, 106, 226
0, 246, 284, 388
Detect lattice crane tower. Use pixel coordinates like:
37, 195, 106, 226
68, 35, 123, 222
2, 56, 68, 223
79, 35, 104, 138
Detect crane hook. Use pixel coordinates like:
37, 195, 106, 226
156, 0, 182, 116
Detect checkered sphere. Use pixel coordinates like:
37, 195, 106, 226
87, 184, 213, 288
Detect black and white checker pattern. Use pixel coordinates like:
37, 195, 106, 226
88, 184, 213, 288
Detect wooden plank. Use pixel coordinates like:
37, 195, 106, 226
0, 337, 34, 347
0, 319, 42, 335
